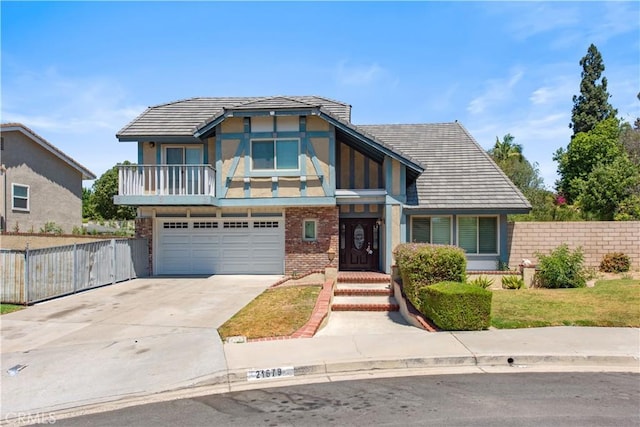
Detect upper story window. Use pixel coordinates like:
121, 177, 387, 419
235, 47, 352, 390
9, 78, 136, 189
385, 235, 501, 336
252, 139, 299, 170
458, 216, 498, 254
12, 183, 29, 211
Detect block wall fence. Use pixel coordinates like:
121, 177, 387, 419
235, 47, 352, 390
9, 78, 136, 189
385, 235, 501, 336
507, 221, 640, 269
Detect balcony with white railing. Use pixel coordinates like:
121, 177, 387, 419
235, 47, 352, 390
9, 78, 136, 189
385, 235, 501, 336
115, 164, 217, 206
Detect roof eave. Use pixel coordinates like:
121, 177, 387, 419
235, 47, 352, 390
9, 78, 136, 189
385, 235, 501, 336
3, 125, 96, 180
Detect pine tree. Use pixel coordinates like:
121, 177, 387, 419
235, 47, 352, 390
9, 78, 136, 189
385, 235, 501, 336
570, 44, 617, 136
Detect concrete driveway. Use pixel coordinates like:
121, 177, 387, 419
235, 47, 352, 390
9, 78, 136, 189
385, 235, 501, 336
1, 275, 279, 417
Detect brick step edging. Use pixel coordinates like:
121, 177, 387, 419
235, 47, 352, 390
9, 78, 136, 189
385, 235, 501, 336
331, 303, 400, 312
334, 289, 393, 296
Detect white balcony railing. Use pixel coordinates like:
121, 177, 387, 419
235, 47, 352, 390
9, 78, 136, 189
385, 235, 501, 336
118, 164, 216, 197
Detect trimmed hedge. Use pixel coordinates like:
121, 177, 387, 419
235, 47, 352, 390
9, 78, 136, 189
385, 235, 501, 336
419, 281, 492, 331
393, 243, 467, 308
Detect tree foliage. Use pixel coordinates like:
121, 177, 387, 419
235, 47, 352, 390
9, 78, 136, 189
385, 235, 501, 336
554, 117, 622, 204
570, 43, 617, 136
576, 156, 640, 220
90, 161, 136, 220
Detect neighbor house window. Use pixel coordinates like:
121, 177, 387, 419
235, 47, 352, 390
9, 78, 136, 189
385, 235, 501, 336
12, 183, 29, 211
458, 216, 498, 254
303, 219, 317, 241
411, 216, 451, 245
251, 139, 299, 170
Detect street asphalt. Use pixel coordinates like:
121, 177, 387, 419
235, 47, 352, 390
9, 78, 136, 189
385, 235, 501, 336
1, 276, 638, 425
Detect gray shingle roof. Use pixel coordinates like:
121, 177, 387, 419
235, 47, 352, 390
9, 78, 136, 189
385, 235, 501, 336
117, 96, 351, 138
358, 122, 531, 211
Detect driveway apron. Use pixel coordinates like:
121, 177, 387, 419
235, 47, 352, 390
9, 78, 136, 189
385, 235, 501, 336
1, 275, 278, 417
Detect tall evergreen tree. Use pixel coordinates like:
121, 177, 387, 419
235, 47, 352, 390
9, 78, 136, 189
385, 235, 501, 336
570, 44, 617, 136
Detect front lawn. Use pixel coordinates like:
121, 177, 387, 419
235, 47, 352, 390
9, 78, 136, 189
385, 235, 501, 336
491, 279, 640, 328
218, 285, 321, 340
1, 304, 24, 315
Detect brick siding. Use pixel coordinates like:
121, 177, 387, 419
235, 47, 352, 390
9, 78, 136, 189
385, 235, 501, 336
135, 217, 153, 273
507, 221, 640, 269
285, 207, 339, 275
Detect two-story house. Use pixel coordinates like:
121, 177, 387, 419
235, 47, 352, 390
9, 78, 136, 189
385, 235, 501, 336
1, 123, 96, 234
115, 96, 530, 276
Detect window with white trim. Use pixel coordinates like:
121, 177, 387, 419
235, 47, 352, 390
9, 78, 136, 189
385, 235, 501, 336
12, 183, 29, 211
411, 216, 451, 244
458, 216, 498, 254
251, 139, 299, 170
303, 219, 317, 241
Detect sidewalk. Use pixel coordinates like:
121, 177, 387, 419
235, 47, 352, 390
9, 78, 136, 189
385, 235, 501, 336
2, 324, 638, 425
223, 326, 640, 387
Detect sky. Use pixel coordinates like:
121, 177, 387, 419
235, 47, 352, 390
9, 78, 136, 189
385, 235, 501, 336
1, 1, 639, 190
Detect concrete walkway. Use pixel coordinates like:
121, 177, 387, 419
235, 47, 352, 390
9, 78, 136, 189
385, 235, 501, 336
1, 280, 639, 424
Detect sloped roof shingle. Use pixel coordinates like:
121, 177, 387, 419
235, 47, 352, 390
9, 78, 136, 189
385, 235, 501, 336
117, 96, 351, 138
358, 122, 531, 211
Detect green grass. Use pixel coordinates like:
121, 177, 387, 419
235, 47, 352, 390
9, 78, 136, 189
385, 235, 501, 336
491, 279, 640, 328
1, 304, 24, 315
218, 285, 321, 340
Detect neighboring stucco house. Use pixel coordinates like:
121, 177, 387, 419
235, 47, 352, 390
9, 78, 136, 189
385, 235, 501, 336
115, 96, 530, 275
0, 123, 96, 234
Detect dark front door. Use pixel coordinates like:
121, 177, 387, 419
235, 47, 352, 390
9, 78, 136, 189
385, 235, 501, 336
339, 218, 379, 271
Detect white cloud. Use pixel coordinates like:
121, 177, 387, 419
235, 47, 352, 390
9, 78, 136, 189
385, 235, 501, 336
1, 66, 144, 180
335, 61, 390, 87
467, 68, 524, 115
1, 67, 144, 134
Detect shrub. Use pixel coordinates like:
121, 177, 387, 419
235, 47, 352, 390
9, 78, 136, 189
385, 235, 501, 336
394, 243, 467, 308
535, 244, 586, 288
599, 253, 630, 273
40, 221, 63, 235
501, 275, 524, 290
468, 276, 494, 289
419, 281, 492, 331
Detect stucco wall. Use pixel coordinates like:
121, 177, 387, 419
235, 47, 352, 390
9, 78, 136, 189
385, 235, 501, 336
1, 130, 83, 234
507, 221, 640, 269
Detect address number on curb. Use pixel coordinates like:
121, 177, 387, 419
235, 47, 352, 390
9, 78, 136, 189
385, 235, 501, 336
247, 367, 294, 381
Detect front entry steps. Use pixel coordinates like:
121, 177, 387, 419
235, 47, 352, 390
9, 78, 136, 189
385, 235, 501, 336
332, 272, 398, 312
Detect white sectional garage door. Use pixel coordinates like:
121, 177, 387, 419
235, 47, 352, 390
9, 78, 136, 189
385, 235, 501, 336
156, 219, 284, 275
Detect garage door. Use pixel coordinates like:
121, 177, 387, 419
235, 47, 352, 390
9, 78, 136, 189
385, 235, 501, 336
156, 219, 284, 275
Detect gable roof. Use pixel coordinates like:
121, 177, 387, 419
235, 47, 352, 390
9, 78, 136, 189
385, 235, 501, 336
118, 95, 425, 175
358, 122, 531, 211
1, 123, 96, 180
117, 96, 352, 139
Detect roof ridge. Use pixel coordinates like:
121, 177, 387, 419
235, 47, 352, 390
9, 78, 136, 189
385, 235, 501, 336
357, 122, 459, 127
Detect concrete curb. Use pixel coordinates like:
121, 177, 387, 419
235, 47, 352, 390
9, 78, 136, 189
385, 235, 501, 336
3, 354, 638, 426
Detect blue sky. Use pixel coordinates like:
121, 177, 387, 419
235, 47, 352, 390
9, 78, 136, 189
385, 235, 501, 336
2, 1, 639, 190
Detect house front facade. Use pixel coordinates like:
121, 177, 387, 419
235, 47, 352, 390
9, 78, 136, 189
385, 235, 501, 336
115, 96, 530, 276
0, 123, 96, 234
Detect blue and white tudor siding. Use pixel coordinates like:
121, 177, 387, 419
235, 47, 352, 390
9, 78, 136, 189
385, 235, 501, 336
115, 96, 531, 276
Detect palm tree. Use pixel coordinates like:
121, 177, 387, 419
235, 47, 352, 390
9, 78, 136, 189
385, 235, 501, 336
489, 134, 523, 163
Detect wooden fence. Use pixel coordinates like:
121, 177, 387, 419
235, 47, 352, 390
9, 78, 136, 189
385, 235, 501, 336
1, 239, 149, 304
